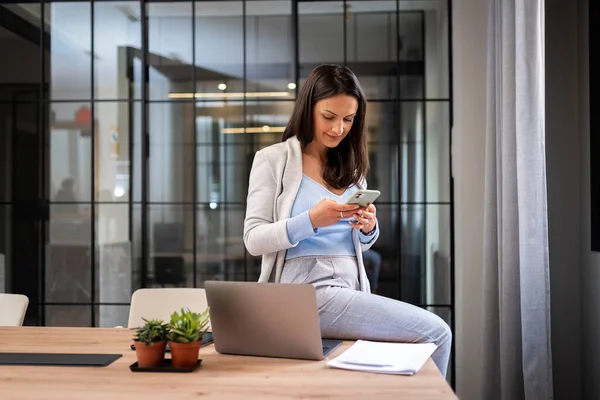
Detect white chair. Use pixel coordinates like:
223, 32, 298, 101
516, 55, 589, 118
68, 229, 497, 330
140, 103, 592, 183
127, 288, 209, 329
0, 293, 29, 326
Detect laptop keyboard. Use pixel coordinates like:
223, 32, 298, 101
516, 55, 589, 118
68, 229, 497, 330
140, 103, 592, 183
321, 339, 342, 357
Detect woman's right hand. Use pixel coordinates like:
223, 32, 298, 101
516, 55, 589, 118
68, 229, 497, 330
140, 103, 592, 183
308, 199, 362, 229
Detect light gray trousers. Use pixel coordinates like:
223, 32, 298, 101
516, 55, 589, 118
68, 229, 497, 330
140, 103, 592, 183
281, 255, 452, 378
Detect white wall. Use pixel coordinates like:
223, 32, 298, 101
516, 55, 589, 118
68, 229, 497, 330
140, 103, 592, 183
452, 0, 487, 398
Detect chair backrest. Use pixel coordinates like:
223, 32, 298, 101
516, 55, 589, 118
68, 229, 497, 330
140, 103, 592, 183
127, 288, 209, 329
0, 293, 29, 326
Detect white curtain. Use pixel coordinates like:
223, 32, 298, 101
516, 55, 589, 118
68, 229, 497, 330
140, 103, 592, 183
482, 0, 553, 399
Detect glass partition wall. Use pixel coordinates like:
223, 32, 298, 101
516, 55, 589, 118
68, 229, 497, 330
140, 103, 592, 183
0, 0, 452, 381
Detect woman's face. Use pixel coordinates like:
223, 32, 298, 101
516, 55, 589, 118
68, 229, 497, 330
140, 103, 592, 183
312, 94, 358, 150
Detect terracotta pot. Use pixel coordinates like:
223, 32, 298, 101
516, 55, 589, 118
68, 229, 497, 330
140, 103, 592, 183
169, 340, 202, 369
134, 340, 167, 368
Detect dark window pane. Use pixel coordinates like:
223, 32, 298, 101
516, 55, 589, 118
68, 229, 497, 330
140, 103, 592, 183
50, 102, 92, 202
96, 204, 131, 308
364, 102, 402, 203
398, 101, 426, 204
94, 1, 142, 100
148, 102, 194, 203
398, 11, 425, 99
399, 204, 425, 304
147, 205, 194, 288
425, 101, 450, 203
370, 101, 451, 203
424, 205, 451, 305
131, 102, 143, 203
363, 204, 399, 299
45, 305, 91, 327
0, 104, 8, 204
196, 100, 246, 203
245, 100, 293, 143
399, 204, 451, 305
246, 1, 295, 99
8, 101, 43, 203
131, 204, 143, 291
6, 203, 43, 324
196, 204, 245, 283
95, 305, 130, 328
47, 205, 92, 303
426, 306, 451, 324
148, 2, 193, 101
95, 102, 137, 203
299, 1, 344, 73
245, 251, 262, 283
242, 99, 294, 198
47, 2, 92, 100
369, 101, 451, 204
421, 1, 450, 99
193, 2, 245, 100
346, 1, 398, 99
0, 3, 42, 103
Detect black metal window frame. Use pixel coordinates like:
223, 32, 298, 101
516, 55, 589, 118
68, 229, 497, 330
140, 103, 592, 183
0, 0, 455, 387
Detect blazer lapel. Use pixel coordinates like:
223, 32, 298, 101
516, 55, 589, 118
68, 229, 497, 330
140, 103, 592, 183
278, 136, 303, 220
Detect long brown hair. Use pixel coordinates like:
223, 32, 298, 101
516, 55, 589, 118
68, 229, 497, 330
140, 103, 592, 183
281, 64, 369, 189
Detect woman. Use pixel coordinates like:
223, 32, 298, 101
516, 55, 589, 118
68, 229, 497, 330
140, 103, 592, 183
243, 64, 452, 377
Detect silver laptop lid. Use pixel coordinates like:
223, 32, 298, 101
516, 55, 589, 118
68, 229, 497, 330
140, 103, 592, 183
205, 281, 325, 360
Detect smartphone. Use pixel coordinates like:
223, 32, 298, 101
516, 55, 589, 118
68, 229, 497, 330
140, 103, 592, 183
345, 189, 381, 208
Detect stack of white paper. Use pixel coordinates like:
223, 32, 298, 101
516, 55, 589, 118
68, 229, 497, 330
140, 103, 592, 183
326, 340, 437, 375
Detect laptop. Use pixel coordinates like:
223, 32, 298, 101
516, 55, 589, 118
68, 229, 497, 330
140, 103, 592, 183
204, 281, 342, 361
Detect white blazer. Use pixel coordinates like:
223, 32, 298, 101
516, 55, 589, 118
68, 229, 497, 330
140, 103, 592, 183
243, 136, 379, 293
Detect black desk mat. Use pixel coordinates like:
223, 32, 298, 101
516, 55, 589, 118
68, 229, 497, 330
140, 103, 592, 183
0, 353, 122, 367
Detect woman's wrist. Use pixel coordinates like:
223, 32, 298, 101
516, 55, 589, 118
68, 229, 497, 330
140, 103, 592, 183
308, 209, 316, 229
360, 225, 376, 235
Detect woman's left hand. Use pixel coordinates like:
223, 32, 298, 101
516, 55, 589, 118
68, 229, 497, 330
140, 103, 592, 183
349, 203, 377, 234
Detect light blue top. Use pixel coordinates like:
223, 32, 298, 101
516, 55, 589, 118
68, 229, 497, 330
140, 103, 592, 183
285, 174, 377, 260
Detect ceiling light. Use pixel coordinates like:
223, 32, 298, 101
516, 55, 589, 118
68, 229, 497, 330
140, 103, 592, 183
168, 92, 291, 99
217, 83, 227, 91
114, 186, 125, 198
222, 126, 286, 134
287, 82, 297, 90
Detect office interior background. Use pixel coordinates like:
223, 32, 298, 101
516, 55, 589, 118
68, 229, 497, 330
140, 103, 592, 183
0, 0, 451, 373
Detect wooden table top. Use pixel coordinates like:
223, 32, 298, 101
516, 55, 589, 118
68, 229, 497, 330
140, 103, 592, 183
0, 327, 457, 400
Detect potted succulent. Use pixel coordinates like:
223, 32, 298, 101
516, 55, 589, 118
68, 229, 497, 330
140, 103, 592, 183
132, 318, 169, 368
167, 307, 210, 369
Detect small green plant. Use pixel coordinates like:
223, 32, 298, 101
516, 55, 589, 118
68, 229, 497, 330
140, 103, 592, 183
167, 307, 210, 344
133, 318, 169, 345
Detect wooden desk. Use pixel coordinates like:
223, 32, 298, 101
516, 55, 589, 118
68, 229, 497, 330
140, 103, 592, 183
0, 327, 457, 400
